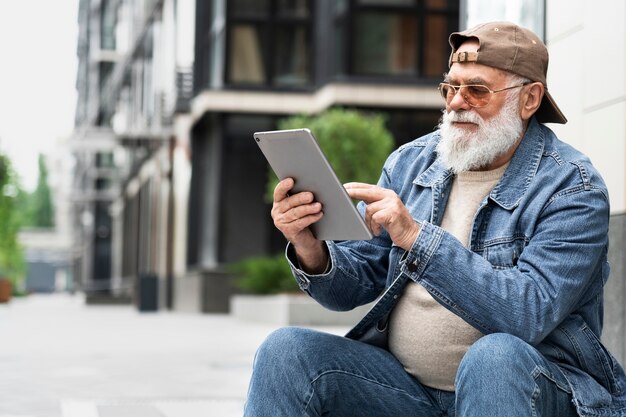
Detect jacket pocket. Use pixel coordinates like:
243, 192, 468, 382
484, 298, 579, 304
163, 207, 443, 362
580, 324, 623, 395
543, 314, 623, 396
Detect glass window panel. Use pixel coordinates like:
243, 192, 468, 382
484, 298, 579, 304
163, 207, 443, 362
276, 0, 309, 18
466, 0, 544, 39
228, 25, 267, 84
96, 152, 115, 168
334, 23, 346, 75
425, 0, 449, 9
230, 0, 270, 18
384, 108, 444, 147
334, 0, 349, 16
423, 15, 449, 78
225, 115, 274, 138
353, 13, 417, 76
273, 26, 310, 86
100, 0, 117, 50
357, 0, 416, 6
99, 62, 114, 96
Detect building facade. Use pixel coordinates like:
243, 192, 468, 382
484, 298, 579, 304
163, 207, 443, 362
72, 0, 194, 306
71, 0, 460, 309
179, 0, 459, 311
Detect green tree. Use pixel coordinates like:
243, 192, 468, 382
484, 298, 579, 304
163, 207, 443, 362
13, 187, 33, 227
14, 154, 55, 228
31, 154, 54, 227
0, 153, 26, 292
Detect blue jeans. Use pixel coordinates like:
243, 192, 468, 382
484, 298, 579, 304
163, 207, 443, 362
244, 328, 578, 417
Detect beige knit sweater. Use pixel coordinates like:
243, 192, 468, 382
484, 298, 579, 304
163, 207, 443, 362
388, 163, 508, 391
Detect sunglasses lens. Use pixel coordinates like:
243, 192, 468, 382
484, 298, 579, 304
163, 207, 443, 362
439, 84, 494, 107
465, 85, 491, 107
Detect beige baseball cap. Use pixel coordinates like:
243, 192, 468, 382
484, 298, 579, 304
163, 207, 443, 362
448, 21, 567, 124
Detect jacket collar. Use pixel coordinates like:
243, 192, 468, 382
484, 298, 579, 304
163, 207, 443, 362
413, 118, 546, 210
489, 118, 545, 209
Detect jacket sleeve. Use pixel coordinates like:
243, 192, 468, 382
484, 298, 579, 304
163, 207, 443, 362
285, 149, 407, 311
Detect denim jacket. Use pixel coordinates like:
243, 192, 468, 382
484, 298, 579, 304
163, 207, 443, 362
287, 118, 626, 416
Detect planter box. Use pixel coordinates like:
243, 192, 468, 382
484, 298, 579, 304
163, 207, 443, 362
230, 294, 372, 326
174, 269, 238, 313
0, 279, 12, 303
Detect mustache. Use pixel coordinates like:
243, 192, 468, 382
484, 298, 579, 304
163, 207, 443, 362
444, 110, 482, 124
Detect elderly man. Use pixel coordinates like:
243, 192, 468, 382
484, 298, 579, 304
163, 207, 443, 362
244, 22, 626, 417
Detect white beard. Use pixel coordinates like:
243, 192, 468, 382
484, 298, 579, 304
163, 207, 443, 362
436, 93, 524, 173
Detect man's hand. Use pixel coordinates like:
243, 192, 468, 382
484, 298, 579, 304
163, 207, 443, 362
271, 178, 328, 273
344, 182, 420, 251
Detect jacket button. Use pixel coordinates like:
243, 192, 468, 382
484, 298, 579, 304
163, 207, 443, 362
407, 262, 418, 273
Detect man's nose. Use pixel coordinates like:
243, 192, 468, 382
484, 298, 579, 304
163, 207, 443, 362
447, 88, 471, 112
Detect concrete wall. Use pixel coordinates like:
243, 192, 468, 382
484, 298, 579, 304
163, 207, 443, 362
174, 269, 237, 313
546, 0, 626, 213
604, 213, 626, 366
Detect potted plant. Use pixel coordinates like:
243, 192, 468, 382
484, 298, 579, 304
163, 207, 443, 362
0, 276, 11, 303
229, 253, 375, 326
230, 107, 393, 325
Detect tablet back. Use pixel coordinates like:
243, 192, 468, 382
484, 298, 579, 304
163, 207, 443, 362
254, 128, 372, 241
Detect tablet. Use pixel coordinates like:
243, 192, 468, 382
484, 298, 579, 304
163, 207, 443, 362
253, 128, 373, 241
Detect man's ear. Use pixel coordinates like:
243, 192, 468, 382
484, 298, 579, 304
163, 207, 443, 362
520, 82, 544, 121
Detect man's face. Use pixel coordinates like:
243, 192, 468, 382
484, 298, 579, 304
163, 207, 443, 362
443, 40, 515, 125
436, 40, 525, 173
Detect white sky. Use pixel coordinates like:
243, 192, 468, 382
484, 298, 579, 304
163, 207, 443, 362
0, 0, 79, 191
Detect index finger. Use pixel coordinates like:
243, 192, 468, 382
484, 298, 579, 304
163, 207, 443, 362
344, 182, 387, 203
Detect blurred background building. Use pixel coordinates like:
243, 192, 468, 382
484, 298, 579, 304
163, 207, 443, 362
70, 0, 457, 310
72, 0, 193, 307
69, 0, 625, 360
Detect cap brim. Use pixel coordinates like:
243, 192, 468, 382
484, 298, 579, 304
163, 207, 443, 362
535, 91, 567, 124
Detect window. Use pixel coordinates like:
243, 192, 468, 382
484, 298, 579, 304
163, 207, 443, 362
228, 25, 267, 84
337, 0, 459, 80
353, 13, 419, 76
96, 152, 115, 168
226, 0, 312, 87
358, 0, 416, 5
193, 0, 214, 94
464, 0, 545, 40
100, 0, 117, 50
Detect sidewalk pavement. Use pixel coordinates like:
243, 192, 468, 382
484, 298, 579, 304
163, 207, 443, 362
0, 293, 349, 417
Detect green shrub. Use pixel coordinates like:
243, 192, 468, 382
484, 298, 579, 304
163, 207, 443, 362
265, 107, 394, 201
230, 254, 300, 295
0, 153, 26, 294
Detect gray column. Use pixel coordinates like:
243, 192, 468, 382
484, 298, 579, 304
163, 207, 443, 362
603, 213, 626, 367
